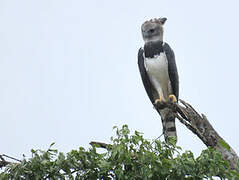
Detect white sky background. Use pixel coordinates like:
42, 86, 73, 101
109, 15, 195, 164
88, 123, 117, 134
1, 0, 239, 159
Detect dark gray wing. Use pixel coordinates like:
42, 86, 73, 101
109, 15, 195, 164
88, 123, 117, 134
163, 43, 179, 100
138, 48, 157, 104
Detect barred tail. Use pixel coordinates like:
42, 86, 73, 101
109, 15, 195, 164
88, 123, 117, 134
159, 108, 177, 143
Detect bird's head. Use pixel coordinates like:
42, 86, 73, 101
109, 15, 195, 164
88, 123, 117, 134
141, 17, 167, 43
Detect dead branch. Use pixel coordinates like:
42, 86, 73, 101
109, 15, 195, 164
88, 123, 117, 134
0, 154, 21, 169
0, 155, 11, 168
89, 141, 109, 149
155, 99, 239, 170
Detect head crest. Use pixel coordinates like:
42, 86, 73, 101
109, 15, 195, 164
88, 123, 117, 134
143, 17, 167, 26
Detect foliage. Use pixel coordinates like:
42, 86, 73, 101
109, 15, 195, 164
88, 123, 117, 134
1, 125, 239, 180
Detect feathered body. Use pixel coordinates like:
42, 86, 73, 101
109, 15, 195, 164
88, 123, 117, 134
138, 18, 179, 142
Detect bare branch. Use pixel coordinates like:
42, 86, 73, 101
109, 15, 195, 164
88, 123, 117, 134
0, 155, 11, 168
2, 154, 21, 162
90, 141, 109, 149
155, 99, 239, 170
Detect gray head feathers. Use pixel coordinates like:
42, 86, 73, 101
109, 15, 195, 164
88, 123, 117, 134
141, 17, 167, 43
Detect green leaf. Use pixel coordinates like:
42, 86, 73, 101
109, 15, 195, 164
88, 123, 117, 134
50, 142, 55, 147
167, 136, 177, 146
1, 125, 238, 179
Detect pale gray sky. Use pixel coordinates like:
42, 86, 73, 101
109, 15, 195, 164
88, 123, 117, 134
1, 0, 239, 159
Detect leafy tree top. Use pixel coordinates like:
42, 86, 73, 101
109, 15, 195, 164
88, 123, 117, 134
1, 125, 239, 179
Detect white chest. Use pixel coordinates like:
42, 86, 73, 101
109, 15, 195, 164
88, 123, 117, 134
144, 53, 168, 76
144, 52, 171, 96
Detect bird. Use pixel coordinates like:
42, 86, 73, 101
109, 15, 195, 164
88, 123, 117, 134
138, 17, 179, 143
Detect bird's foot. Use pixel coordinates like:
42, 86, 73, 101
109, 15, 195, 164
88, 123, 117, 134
154, 95, 166, 104
154, 95, 166, 109
169, 94, 177, 103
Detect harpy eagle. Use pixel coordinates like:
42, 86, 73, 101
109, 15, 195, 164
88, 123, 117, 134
138, 18, 179, 142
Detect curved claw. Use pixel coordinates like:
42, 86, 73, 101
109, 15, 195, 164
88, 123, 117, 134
154, 95, 167, 109
154, 98, 162, 104
169, 94, 177, 103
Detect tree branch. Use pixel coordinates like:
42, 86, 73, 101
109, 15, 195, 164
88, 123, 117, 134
0, 155, 11, 168
89, 141, 109, 149
155, 99, 239, 170
0, 154, 21, 168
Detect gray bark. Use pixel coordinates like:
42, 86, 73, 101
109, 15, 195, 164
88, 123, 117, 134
156, 99, 238, 170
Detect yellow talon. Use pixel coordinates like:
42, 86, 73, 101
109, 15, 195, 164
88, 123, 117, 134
169, 94, 177, 103
154, 98, 161, 104
154, 94, 166, 104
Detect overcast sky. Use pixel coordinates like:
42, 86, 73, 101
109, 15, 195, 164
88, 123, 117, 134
1, 0, 239, 159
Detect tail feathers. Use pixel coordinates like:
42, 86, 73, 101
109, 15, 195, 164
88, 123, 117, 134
159, 108, 177, 143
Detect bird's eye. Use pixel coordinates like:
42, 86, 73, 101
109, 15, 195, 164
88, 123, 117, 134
149, 29, 155, 33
